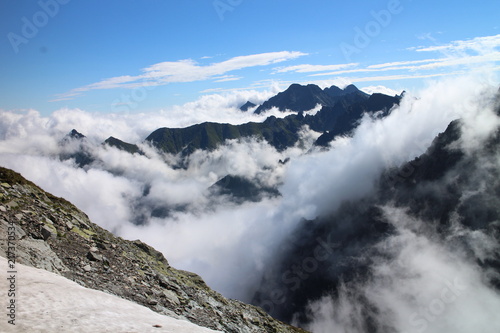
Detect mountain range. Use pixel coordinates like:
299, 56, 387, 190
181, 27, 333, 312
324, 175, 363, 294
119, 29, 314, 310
59, 83, 401, 207
2, 82, 499, 332
253, 84, 369, 114
145, 84, 400, 155
63, 83, 400, 164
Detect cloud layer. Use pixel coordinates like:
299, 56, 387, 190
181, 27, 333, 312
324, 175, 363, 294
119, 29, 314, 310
1, 73, 500, 332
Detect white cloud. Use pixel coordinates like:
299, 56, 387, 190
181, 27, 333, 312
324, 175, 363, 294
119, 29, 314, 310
0, 87, 299, 147
347, 72, 463, 82
415, 34, 500, 54
367, 58, 445, 69
310, 54, 500, 78
212, 75, 242, 82
294, 34, 500, 85
274, 63, 359, 73
280, 74, 499, 220
54, 51, 307, 101
360, 85, 401, 96
412, 52, 500, 70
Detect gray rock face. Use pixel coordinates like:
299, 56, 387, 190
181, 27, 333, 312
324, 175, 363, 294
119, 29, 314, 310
86, 251, 103, 262
0, 167, 306, 333
0, 216, 67, 273
41, 225, 56, 240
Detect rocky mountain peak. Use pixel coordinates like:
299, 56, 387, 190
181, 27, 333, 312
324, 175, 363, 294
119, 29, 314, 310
68, 129, 86, 139
104, 136, 142, 155
239, 101, 257, 112
254, 83, 368, 114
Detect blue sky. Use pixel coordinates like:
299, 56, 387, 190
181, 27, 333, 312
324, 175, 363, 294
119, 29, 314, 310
1, 0, 499, 116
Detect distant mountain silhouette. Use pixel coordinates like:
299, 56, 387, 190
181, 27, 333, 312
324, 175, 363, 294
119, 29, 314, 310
210, 175, 280, 203
240, 101, 257, 111
104, 136, 142, 155
146, 84, 400, 155
253, 83, 369, 114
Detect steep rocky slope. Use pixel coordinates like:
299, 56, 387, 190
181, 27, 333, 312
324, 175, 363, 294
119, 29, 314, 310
0, 167, 307, 333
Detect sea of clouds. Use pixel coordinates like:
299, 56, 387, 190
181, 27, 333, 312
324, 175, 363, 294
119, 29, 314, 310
1, 73, 500, 332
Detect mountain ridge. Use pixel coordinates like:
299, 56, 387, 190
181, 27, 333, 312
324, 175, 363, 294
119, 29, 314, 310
145, 84, 400, 155
253, 83, 370, 115
61, 84, 400, 159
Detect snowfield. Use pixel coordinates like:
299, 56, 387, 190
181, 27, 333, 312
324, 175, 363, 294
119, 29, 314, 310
0, 256, 221, 333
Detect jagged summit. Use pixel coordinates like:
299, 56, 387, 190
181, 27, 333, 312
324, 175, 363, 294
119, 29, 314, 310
68, 129, 86, 139
343, 84, 364, 94
253, 83, 368, 114
61, 129, 86, 145
239, 101, 257, 112
324, 84, 365, 97
60, 129, 94, 168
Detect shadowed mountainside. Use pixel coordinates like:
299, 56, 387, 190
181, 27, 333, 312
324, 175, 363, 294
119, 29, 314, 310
252, 99, 500, 329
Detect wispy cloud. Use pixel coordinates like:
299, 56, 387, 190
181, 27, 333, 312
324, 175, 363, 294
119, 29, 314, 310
299, 34, 500, 83
198, 35, 500, 100
212, 75, 242, 83
347, 72, 463, 83
273, 63, 358, 73
51, 35, 500, 104
311, 53, 500, 78
53, 51, 307, 101
413, 34, 500, 53
367, 58, 444, 69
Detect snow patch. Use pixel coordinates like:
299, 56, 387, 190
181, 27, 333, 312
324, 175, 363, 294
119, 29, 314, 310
0, 256, 221, 333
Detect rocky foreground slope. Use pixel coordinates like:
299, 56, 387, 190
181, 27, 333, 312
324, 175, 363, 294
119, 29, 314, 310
0, 167, 307, 333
